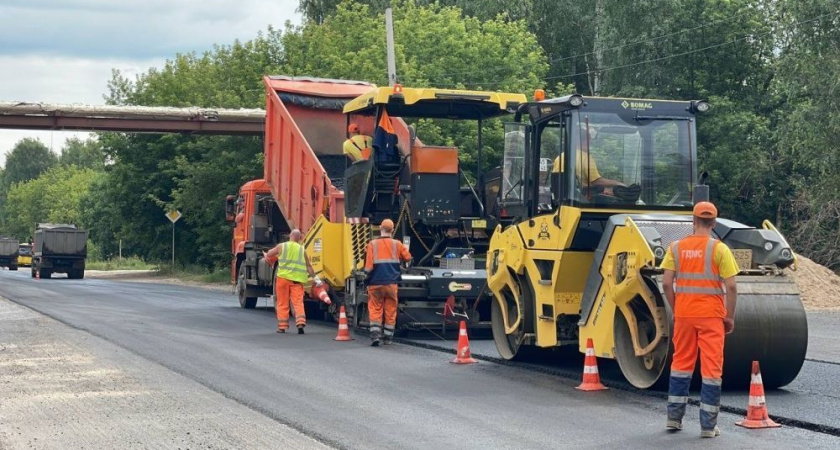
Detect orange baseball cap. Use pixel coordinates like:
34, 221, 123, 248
348, 123, 359, 133
380, 219, 395, 231
693, 201, 718, 218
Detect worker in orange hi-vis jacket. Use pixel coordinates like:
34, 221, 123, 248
264, 229, 317, 334
660, 201, 739, 438
364, 219, 412, 346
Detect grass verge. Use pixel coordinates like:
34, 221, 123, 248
86, 256, 158, 271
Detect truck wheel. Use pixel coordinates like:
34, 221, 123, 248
237, 262, 258, 309
40, 269, 52, 279
10, 265, 17, 271
68, 269, 84, 279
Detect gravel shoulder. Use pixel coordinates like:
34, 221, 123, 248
0, 296, 332, 450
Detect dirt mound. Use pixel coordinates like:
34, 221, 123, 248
788, 254, 840, 310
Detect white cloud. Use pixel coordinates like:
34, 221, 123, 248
0, 56, 165, 164
0, 0, 301, 166
0, 0, 301, 59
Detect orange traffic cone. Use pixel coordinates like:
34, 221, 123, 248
576, 338, 608, 391
333, 305, 353, 341
450, 320, 477, 364
736, 361, 781, 429
311, 283, 332, 305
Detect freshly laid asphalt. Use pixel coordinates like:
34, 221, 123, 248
1, 269, 838, 449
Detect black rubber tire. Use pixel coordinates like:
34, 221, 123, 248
613, 283, 673, 390
9, 265, 17, 271
491, 272, 537, 361
67, 269, 84, 280
237, 262, 258, 309
40, 269, 52, 279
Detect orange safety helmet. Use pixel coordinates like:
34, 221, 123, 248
348, 123, 360, 134
380, 219, 395, 232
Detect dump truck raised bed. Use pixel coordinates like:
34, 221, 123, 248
32, 223, 87, 279
0, 238, 20, 270
229, 76, 528, 331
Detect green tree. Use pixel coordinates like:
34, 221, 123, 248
2, 138, 58, 188
283, 0, 547, 174
4, 165, 98, 240
60, 136, 106, 169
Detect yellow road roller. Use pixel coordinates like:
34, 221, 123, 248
486, 94, 807, 389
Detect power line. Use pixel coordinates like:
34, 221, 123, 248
541, 10, 839, 83
437, 10, 838, 89
546, 4, 763, 65
427, 4, 763, 80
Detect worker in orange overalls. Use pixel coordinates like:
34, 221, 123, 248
660, 201, 739, 438
343, 123, 373, 163
364, 219, 412, 346
264, 229, 317, 334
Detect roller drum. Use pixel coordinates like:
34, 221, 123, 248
722, 276, 807, 389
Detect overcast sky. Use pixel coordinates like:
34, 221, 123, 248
0, 0, 301, 165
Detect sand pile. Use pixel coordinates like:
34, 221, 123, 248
788, 254, 840, 310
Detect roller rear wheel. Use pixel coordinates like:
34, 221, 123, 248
613, 280, 672, 389
491, 274, 534, 361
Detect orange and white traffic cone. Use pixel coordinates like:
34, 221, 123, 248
736, 361, 781, 429
451, 320, 477, 364
576, 338, 608, 391
311, 283, 332, 305
333, 305, 353, 341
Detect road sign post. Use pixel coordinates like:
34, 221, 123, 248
165, 210, 182, 270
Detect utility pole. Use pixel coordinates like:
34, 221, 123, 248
385, 7, 397, 86
592, 0, 605, 96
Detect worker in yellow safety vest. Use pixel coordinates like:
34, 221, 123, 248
264, 229, 318, 334
343, 123, 373, 163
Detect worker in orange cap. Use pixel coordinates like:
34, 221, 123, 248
343, 123, 373, 163
264, 229, 318, 334
364, 218, 411, 346
660, 201, 740, 438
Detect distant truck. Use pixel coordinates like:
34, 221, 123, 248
0, 238, 20, 270
17, 243, 32, 267
31, 223, 87, 279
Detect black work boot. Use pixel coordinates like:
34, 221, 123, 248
297, 325, 305, 335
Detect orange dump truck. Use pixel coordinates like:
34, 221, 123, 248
228, 75, 526, 331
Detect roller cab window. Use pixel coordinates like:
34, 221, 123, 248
559, 110, 695, 208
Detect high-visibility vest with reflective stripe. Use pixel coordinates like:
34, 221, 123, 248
275, 241, 308, 283
367, 238, 402, 286
672, 236, 726, 318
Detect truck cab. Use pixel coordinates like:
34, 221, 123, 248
226, 179, 288, 308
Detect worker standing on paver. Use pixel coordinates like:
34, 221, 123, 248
660, 201, 739, 438
264, 229, 318, 334
364, 219, 411, 346
343, 123, 373, 163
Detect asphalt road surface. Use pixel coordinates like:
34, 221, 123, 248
1, 269, 838, 450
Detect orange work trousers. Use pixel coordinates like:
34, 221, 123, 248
671, 317, 725, 380
367, 284, 398, 339
275, 277, 305, 330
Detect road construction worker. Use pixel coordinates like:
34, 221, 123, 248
551, 127, 623, 193
364, 219, 411, 346
343, 123, 373, 163
660, 201, 739, 438
264, 229, 318, 334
